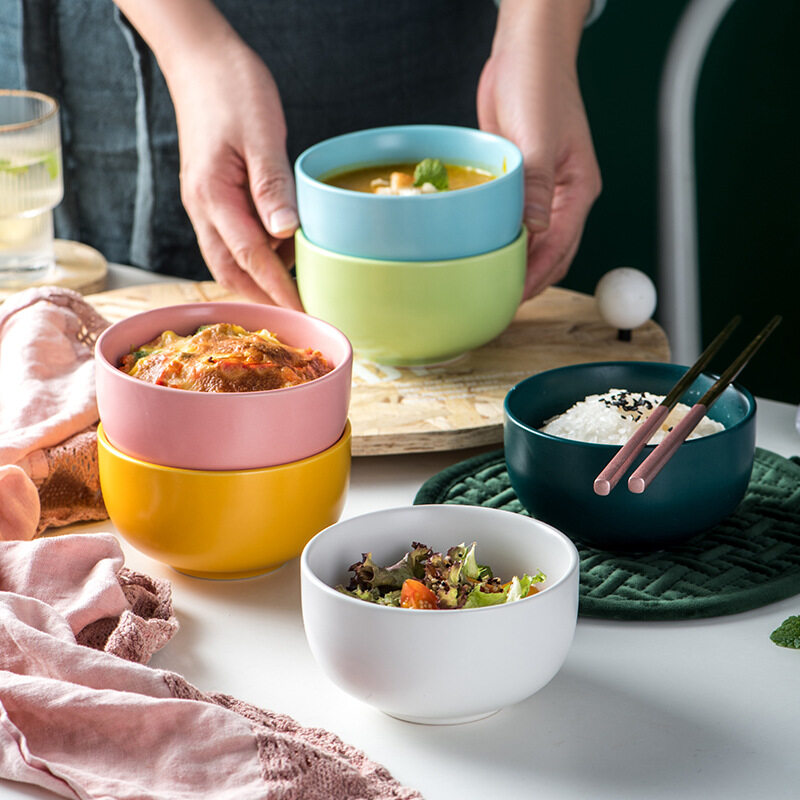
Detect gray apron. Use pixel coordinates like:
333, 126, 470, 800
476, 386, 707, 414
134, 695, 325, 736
4, 0, 496, 278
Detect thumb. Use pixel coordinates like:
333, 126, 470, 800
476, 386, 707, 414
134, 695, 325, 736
248, 155, 299, 240
521, 156, 555, 234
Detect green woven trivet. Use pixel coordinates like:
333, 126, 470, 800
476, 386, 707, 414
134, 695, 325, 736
414, 447, 800, 620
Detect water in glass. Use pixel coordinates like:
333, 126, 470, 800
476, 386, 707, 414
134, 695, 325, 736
0, 91, 64, 286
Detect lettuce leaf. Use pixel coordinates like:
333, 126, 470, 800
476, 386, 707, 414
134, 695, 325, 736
462, 586, 508, 608
349, 552, 414, 591
507, 571, 547, 602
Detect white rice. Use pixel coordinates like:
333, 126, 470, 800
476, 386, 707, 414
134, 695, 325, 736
539, 388, 725, 445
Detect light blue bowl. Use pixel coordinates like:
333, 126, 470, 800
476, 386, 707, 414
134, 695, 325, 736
295, 125, 524, 261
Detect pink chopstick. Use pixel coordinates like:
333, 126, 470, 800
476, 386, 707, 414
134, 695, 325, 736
627, 315, 782, 494
626, 404, 709, 494
593, 315, 741, 496
593, 405, 670, 496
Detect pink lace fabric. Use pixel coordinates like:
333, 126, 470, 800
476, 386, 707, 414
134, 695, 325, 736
165, 675, 424, 800
0, 534, 423, 799
75, 565, 178, 663
0, 287, 111, 540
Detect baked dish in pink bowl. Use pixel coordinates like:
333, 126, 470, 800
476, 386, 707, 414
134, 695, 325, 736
95, 302, 352, 470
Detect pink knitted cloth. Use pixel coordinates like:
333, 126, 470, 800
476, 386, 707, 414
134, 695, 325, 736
0, 287, 111, 540
0, 534, 423, 800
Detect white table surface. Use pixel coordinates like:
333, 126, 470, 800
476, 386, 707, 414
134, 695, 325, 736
5, 266, 800, 799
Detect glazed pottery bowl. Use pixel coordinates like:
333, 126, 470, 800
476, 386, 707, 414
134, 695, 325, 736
98, 421, 351, 579
295, 124, 524, 261
504, 361, 756, 551
295, 227, 526, 365
95, 302, 352, 470
300, 504, 579, 724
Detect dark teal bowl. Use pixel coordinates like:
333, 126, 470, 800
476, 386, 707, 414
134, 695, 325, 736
503, 361, 756, 551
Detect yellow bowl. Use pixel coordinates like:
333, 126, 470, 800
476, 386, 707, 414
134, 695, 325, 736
97, 421, 351, 579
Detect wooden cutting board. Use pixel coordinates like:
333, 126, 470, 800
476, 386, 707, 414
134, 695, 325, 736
86, 281, 670, 456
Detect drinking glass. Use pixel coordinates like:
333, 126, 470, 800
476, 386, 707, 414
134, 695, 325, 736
0, 90, 63, 286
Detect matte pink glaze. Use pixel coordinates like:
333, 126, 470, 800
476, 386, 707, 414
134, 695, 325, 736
95, 303, 352, 470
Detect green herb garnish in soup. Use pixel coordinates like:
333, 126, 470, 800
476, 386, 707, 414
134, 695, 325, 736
323, 159, 494, 196
413, 158, 448, 190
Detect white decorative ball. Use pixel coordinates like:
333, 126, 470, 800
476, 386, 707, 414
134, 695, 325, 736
595, 268, 657, 331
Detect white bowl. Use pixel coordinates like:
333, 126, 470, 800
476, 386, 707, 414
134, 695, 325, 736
300, 504, 579, 724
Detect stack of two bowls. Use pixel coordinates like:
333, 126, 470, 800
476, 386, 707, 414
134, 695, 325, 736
95, 302, 353, 579
294, 125, 529, 366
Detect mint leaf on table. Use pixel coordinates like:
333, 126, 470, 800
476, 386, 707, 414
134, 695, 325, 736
413, 158, 448, 190
770, 615, 800, 648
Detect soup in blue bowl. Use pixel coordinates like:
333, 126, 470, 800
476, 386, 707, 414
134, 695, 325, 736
295, 124, 523, 261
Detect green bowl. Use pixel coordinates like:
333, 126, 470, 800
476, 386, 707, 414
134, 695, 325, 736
295, 228, 526, 366
504, 361, 757, 551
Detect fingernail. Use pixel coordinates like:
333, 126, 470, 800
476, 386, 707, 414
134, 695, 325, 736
269, 207, 299, 235
524, 204, 550, 232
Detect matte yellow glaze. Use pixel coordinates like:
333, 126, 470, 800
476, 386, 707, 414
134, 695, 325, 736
98, 421, 351, 579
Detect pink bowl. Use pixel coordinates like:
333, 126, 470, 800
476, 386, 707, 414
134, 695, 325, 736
95, 302, 352, 470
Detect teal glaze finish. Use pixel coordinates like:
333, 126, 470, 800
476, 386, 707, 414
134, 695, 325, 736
294, 125, 523, 261
503, 362, 756, 551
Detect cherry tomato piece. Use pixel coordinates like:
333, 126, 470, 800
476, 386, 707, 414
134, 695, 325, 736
400, 579, 439, 609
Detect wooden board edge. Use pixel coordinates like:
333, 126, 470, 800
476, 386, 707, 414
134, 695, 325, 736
351, 424, 504, 457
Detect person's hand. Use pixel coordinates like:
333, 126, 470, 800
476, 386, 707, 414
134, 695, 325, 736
114, 0, 303, 308
167, 38, 302, 308
477, 0, 601, 301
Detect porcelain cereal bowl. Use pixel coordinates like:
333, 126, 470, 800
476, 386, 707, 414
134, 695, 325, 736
98, 421, 351, 579
295, 227, 526, 366
95, 302, 352, 470
295, 124, 524, 261
300, 504, 579, 724
504, 361, 756, 551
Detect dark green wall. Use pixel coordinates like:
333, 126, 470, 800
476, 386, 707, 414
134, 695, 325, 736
571, 0, 799, 403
